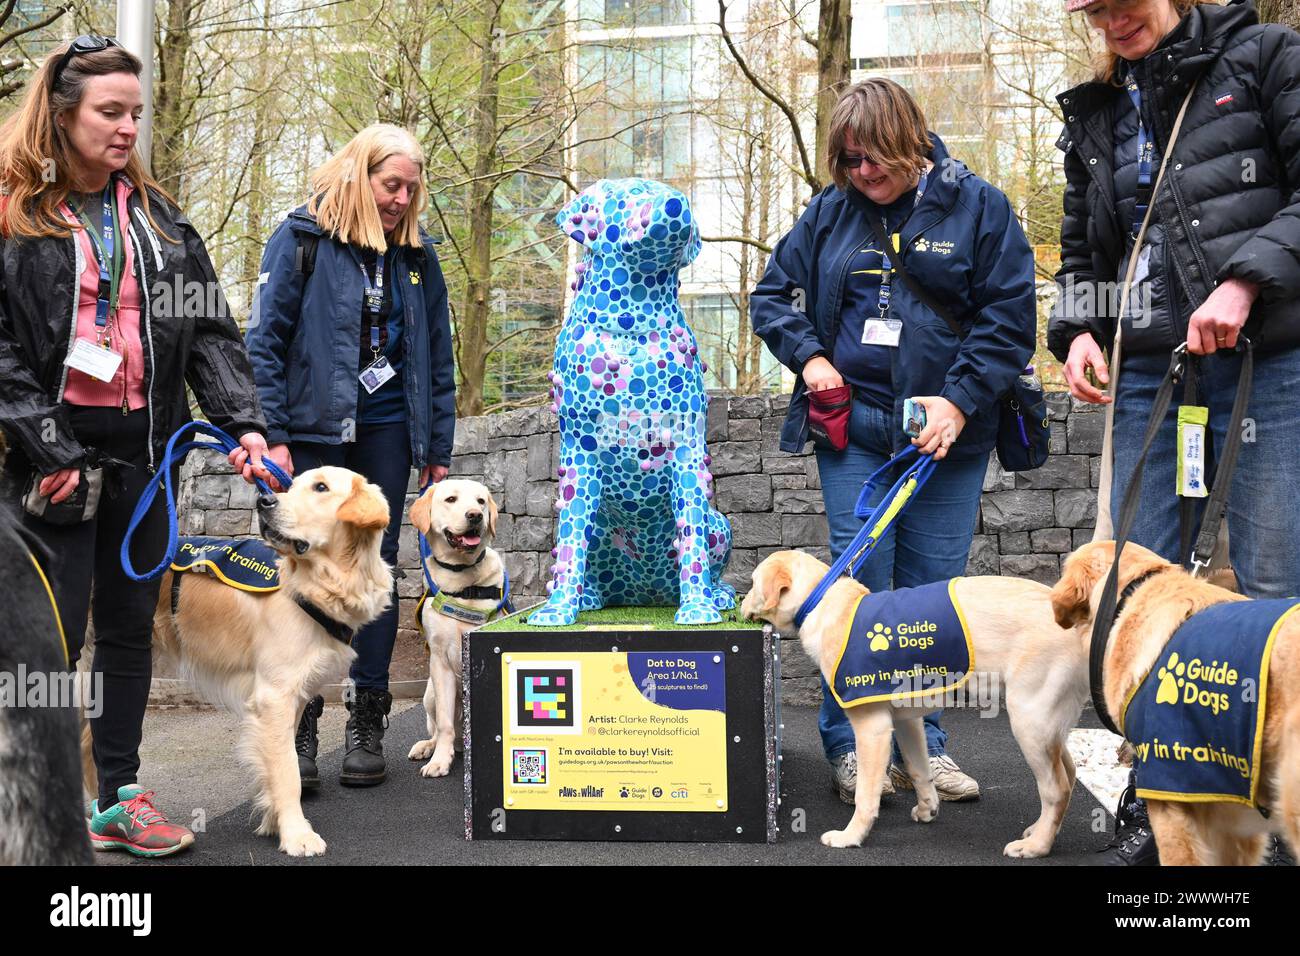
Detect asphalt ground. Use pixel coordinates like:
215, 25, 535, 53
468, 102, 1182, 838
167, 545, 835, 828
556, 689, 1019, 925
98, 701, 1112, 866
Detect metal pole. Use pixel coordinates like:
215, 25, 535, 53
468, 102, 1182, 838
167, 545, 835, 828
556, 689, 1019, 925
116, 0, 155, 170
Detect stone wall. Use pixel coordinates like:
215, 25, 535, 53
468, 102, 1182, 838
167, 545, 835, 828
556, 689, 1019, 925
175, 390, 1102, 699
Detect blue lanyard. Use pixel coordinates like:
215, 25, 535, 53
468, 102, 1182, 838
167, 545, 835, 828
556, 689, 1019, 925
876, 169, 928, 318
360, 251, 387, 353
74, 184, 123, 337
1124, 71, 1155, 238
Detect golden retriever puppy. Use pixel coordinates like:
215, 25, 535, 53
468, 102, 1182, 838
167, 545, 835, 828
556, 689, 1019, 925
149, 466, 392, 857
406, 479, 505, 778
1052, 541, 1300, 865
741, 549, 1088, 856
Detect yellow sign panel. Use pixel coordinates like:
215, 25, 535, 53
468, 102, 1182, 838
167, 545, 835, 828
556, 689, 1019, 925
501, 651, 728, 812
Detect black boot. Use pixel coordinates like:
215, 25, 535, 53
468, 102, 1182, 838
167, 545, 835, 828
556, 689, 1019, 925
296, 695, 324, 790
341, 689, 392, 787
1098, 774, 1159, 866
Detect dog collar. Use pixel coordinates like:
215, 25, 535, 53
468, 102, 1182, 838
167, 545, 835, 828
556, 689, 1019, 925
293, 596, 355, 646
1113, 568, 1167, 621
433, 549, 486, 572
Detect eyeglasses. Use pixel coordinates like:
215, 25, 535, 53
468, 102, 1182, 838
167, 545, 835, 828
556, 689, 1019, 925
51, 35, 121, 89
840, 153, 883, 170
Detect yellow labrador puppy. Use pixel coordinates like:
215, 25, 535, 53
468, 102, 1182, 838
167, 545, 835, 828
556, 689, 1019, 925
149, 466, 392, 857
406, 479, 505, 778
741, 549, 1088, 856
1052, 541, 1300, 865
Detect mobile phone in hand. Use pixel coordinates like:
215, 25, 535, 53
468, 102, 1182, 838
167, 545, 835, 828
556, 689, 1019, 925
903, 398, 927, 438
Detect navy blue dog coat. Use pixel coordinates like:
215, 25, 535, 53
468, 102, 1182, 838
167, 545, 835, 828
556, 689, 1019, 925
831, 579, 973, 707
1122, 598, 1300, 807
171, 536, 281, 592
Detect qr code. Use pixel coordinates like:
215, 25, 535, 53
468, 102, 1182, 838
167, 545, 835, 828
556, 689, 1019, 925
512, 748, 547, 785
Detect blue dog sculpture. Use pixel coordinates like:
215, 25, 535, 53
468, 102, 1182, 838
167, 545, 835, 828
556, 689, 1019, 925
527, 178, 735, 627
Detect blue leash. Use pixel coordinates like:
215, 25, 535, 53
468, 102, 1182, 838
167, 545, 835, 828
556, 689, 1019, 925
120, 421, 293, 582
793, 447, 940, 629
415, 480, 513, 616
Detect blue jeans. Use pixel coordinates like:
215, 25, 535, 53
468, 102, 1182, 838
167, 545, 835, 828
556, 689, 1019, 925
1112, 347, 1300, 598
290, 421, 412, 692
814, 397, 989, 762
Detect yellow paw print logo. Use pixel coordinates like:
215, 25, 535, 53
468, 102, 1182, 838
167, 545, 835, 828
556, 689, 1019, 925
409, 270, 421, 285
914, 237, 930, 253
1156, 652, 1185, 705
868, 623, 893, 652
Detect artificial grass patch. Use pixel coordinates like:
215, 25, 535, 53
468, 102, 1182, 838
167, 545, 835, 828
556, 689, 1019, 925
478, 602, 764, 633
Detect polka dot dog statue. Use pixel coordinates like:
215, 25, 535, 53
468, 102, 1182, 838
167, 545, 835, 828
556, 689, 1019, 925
527, 178, 736, 627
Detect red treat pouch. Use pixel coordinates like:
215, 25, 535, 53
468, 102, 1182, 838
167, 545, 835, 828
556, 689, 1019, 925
807, 384, 852, 451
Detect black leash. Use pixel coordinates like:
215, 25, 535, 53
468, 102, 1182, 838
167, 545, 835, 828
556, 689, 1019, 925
1088, 339, 1254, 736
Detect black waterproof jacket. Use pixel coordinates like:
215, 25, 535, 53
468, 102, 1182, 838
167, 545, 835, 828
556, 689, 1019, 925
0, 180, 266, 477
1047, 0, 1300, 361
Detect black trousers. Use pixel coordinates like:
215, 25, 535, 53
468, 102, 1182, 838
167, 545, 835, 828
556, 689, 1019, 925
7, 407, 170, 807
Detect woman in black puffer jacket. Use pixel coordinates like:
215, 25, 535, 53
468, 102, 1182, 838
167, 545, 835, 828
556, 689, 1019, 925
1048, 0, 1300, 866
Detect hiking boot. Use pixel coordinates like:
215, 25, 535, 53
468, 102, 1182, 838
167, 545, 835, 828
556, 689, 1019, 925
889, 754, 981, 801
1098, 779, 1158, 866
341, 689, 392, 787
88, 785, 195, 858
296, 695, 324, 790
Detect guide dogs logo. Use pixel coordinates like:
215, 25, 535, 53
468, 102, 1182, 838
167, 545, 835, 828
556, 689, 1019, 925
1153, 651, 1235, 716
868, 623, 891, 651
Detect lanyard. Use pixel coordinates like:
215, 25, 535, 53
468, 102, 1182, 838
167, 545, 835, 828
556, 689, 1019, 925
1124, 71, 1155, 238
73, 184, 124, 338
360, 251, 387, 356
876, 168, 929, 318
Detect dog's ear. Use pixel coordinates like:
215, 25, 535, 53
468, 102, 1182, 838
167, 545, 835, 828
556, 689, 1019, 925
757, 560, 793, 613
1051, 543, 1110, 629
409, 488, 434, 536
486, 491, 499, 539
338, 475, 389, 531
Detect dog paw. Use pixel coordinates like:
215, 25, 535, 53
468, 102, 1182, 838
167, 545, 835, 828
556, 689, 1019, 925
280, 828, 327, 858
911, 802, 938, 823
527, 602, 577, 627
420, 756, 453, 778
819, 829, 863, 849
1003, 838, 1048, 859
675, 601, 722, 626
408, 739, 436, 761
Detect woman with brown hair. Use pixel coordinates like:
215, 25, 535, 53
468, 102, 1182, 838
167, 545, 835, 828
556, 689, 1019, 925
751, 78, 1037, 806
0, 35, 271, 856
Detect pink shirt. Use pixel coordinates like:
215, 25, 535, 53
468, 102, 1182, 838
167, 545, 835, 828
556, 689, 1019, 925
61, 177, 148, 411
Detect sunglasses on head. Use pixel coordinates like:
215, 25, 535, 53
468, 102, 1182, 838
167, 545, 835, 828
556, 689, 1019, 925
51, 35, 120, 89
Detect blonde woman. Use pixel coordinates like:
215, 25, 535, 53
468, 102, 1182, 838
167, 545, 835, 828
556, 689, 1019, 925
246, 123, 454, 788
0, 36, 270, 857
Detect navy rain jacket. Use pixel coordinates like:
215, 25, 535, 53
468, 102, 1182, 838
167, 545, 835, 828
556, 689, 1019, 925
245, 205, 456, 468
751, 133, 1037, 457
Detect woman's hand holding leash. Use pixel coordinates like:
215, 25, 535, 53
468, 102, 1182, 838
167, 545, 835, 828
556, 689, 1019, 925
1187, 278, 1257, 355
226, 432, 280, 490
419, 464, 448, 486
1064, 332, 1111, 404
909, 396, 965, 461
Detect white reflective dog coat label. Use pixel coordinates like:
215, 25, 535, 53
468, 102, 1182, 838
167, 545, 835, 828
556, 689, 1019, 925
1122, 599, 1300, 807
831, 579, 974, 707
171, 536, 281, 591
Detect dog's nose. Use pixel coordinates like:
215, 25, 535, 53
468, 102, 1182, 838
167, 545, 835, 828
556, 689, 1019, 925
466, 510, 483, 526
257, 494, 279, 512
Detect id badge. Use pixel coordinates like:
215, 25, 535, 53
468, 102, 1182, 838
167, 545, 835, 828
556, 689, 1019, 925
1176, 404, 1209, 497
65, 337, 123, 382
862, 318, 901, 348
359, 355, 396, 394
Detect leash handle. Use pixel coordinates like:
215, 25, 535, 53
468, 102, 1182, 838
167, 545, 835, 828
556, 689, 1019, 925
120, 422, 292, 582
794, 450, 938, 628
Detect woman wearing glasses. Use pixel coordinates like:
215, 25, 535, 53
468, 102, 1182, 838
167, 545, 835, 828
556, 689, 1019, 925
0, 37, 270, 856
751, 78, 1037, 806
245, 124, 454, 790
